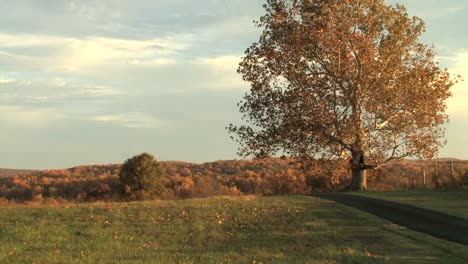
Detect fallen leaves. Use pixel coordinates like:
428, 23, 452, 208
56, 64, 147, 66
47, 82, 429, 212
53, 244, 60, 255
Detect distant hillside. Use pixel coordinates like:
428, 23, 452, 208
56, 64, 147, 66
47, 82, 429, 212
0, 158, 467, 203
0, 159, 312, 202
437, 158, 464, 163
0, 169, 37, 178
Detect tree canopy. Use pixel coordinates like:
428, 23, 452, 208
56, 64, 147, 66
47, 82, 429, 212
119, 152, 166, 199
229, 0, 461, 190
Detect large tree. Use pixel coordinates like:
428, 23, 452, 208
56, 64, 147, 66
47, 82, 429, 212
229, 0, 460, 190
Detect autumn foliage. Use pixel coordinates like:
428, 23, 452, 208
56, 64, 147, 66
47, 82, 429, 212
0, 158, 467, 203
229, 0, 461, 190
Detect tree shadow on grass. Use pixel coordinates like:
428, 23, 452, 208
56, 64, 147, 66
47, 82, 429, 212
170, 196, 468, 264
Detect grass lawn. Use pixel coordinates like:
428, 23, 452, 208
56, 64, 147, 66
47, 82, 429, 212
0, 196, 467, 263
351, 190, 468, 219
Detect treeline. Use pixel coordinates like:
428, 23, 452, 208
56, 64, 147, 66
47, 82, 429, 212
0, 158, 467, 203
0, 159, 319, 203
368, 159, 468, 190
0, 169, 38, 178
0, 165, 121, 203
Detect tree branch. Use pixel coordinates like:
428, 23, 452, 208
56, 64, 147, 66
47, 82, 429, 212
349, 40, 363, 80
375, 113, 400, 129
322, 128, 352, 152
373, 143, 407, 169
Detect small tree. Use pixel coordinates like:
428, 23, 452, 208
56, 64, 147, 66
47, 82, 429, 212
119, 152, 166, 199
229, 0, 461, 190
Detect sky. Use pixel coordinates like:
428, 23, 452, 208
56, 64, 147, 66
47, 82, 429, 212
0, 0, 467, 169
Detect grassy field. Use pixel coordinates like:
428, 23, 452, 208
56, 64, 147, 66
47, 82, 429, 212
1, 196, 467, 263
351, 191, 468, 219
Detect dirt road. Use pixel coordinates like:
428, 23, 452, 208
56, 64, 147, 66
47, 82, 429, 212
317, 194, 468, 246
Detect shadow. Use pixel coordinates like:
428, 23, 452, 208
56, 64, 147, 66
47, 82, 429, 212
315, 194, 468, 246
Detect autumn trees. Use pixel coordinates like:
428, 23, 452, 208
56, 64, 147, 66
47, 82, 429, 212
2, 158, 468, 203
229, 0, 460, 190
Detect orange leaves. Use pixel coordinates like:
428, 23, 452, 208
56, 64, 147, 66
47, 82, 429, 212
216, 213, 225, 225
53, 244, 60, 255
252, 260, 265, 264
233, 0, 457, 173
179, 210, 189, 220
216, 218, 223, 225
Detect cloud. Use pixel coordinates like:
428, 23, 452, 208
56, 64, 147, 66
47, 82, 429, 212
197, 55, 239, 73
72, 85, 124, 97
447, 6, 465, 13
0, 33, 65, 47
57, 36, 188, 71
0, 77, 12, 84
89, 112, 171, 129
192, 55, 246, 91
127, 58, 177, 66
0, 79, 123, 104
0, 33, 189, 72
61, 54, 248, 94
0, 105, 65, 127
446, 51, 468, 116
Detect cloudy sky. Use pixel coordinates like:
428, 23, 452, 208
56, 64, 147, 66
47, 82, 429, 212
0, 0, 467, 169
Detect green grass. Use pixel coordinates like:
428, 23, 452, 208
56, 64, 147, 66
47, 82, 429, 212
351, 190, 468, 219
0, 196, 467, 263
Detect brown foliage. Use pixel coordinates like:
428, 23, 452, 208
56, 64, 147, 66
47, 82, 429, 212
1, 158, 467, 203
229, 0, 461, 190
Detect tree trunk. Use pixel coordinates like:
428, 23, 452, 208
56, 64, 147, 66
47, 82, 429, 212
346, 151, 368, 191
350, 167, 367, 190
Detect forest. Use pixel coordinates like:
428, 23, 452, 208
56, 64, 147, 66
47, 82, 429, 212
0, 158, 467, 203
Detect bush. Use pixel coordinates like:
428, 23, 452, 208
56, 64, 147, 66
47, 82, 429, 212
119, 153, 166, 200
